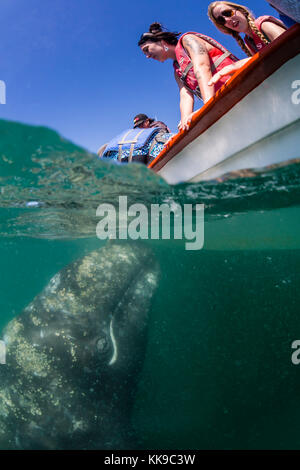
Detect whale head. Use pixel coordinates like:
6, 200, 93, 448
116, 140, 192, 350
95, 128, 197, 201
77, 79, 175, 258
0, 241, 159, 449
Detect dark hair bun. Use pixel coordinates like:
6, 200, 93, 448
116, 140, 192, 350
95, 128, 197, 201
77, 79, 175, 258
149, 22, 163, 34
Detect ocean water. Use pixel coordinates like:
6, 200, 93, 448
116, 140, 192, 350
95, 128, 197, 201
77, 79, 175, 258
0, 119, 300, 449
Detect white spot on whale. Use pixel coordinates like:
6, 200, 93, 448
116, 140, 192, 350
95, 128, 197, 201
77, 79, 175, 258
46, 273, 61, 293
108, 318, 118, 366
145, 272, 157, 286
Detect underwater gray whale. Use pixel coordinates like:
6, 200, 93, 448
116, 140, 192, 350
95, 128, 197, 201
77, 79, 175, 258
0, 242, 159, 449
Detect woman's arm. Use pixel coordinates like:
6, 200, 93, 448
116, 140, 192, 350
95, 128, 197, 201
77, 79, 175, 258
182, 34, 215, 104
174, 71, 195, 131
261, 21, 286, 41
208, 58, 251, 86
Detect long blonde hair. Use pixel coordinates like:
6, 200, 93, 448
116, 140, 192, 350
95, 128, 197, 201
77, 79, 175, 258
208, 1, 270, 57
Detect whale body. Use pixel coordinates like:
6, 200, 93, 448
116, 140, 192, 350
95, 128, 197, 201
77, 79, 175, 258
0, 241, 159, 449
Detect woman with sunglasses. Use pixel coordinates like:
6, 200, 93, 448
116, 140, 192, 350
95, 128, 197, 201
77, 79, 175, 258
207, 2, 287, 85
138, 22, 238, 131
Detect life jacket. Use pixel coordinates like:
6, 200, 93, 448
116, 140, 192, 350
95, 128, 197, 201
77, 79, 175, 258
244, 16, 287, 54
100, 127, 166, 164
173, 32, 238, 100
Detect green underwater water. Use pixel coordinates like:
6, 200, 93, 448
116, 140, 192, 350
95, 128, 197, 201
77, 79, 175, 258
0, 119, 300, 449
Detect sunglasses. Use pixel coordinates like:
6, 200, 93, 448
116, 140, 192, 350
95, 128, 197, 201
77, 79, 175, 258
215, 9, 235, 26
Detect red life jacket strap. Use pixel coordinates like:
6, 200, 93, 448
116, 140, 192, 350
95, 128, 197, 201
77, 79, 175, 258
181, 62, 193, 80
174, 60, 202, 99
211, 51, 232, 72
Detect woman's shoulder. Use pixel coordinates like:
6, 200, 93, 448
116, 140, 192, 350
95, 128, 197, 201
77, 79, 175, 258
255, 15, 286, 29
181, 32, 216, 48
180, 32, 201, 41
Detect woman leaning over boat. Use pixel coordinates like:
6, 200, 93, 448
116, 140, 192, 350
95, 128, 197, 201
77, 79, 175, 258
138, 22, 238, 131
207, 2, 287, 85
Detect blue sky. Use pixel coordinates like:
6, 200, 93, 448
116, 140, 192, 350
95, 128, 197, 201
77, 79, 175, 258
0, 0, 279, 152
